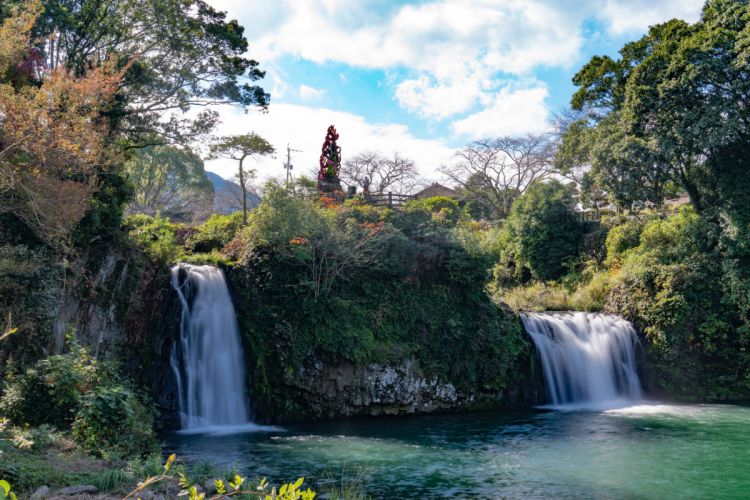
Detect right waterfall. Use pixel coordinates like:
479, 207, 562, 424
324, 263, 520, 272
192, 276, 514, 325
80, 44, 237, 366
521, 312, 642, 407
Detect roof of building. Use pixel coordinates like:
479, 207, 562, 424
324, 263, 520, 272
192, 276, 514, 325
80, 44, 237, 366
414, 183, 458, 198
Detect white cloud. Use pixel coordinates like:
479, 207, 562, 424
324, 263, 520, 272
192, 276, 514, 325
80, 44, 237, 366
204, 104, 456, 183
208, 0, 704, 121
298, 84, 325, 100
452, 85, 550, 139
598, 0, 704, 35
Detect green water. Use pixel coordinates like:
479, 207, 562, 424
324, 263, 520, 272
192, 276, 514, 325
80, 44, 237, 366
163, 404, 750, 498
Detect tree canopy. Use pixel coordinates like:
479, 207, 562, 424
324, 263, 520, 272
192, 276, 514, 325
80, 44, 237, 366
1, 0, 270, 145
560, 0, 750, 214
124, 145, 213, 221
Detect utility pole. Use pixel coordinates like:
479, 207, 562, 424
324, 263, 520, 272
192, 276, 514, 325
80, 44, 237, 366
283, 144, 302, 188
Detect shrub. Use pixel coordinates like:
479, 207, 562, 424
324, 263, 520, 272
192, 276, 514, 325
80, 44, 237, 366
405, 196, 462, 225
124, 214, 181, 263
0, 349, 101, 428
604, 219, 644, 267
72, 385, 156, 458
186, 213, 244, 253
498, 181, 583, 282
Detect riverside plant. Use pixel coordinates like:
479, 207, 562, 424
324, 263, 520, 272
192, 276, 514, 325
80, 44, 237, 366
0, 480, 16, 500
124, 454, 316, 500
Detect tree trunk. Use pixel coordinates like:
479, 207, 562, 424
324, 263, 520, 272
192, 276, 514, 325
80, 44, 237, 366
239, 157, 247, 224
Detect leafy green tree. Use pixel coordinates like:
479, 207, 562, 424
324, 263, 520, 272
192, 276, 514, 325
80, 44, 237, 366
502, 181, 583, 281
3, 0, 270, 145
125, 145, 213, 221
208, 133, 275, 224
566, 1, 750, 213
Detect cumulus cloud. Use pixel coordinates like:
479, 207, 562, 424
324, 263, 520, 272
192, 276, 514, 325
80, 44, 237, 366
204, 104, 456, 182
203, 0, 706, 160
452, 85, 550, 139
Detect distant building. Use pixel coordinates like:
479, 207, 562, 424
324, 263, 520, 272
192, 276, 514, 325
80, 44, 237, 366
414, 183, 458, 199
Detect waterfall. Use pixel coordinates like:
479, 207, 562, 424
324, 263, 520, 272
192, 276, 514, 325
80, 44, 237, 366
170, 264, 250, 429
522, 312, 642, 408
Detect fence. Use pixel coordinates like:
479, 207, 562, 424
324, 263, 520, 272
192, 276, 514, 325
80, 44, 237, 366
364, 192, 415, 208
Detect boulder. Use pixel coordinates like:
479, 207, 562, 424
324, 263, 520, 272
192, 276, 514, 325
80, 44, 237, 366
31, 485, 50, 500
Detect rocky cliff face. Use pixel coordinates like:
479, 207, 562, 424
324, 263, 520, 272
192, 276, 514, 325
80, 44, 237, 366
253, 348, 543, 423
46, 249, 544, 430
49, 245, 182, 430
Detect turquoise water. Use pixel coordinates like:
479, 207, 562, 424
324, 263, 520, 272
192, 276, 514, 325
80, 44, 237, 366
163, 404, 750, 498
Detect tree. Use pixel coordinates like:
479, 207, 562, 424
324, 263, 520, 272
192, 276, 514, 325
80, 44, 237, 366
502, 181, 582, 281
3, 0, 270, 145
0, 1, 122, 245
246, 182, 392, 300
341, 151, 420, 195
124, 146, 213, 221
208, 133, 274, 224
440, 134, 556, 219
566, 1, 750, 213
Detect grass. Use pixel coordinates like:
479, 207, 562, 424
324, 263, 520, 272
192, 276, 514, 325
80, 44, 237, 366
319, 466, 371, 500
498, 271, 613, 312
0, 421, 133, 494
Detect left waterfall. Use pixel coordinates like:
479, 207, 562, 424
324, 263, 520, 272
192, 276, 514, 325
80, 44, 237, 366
170, 264, 250, 430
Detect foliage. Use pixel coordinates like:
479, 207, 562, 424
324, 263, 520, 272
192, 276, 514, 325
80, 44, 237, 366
0, 244, 63, 373
124, 214, 182, 263
0, 479, 16, 500
10, 0, 270, 145
125, 146, 214, 222
229, 187, 528, 420
208, 134, 275, 223
125, 453, 317, 500
565, 0, 750, 213
604, 219, 646, 268
0, 347, 156, 458
186, 213, 245, 253
405, 196, 462, 225
498, 181, 583, 282
0, 1, 123, 246
71, 385, 156, 458
0, 348, 102, 429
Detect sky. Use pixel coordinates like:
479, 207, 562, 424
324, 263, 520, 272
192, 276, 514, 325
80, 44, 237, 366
203, 0, 705, 184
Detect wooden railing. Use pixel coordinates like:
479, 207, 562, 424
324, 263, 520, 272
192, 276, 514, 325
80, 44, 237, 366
364, 192, 415, 207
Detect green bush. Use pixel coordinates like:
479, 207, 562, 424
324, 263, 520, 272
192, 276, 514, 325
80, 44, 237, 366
186, 213, 244, 253
72, 385, 156, 458
123, 214, 182, 263
0, 349, 101, 429
497, 181, 583, 282
405, 196, 462, 225
604, 219, 644, 267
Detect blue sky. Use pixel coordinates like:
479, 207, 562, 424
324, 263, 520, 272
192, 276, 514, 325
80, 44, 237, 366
204, 0, 704, 183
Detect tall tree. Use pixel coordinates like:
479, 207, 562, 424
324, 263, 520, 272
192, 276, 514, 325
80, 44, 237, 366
440, 134, 556, 219
0, 1, 122, 245
125, 145, 213, 221
341, 151, 420, 195
208, 133, 274, 224
564, 1, 750, 212
2, 0, 270, 145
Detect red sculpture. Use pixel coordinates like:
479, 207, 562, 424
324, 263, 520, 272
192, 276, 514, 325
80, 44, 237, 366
318, 125, 342, 192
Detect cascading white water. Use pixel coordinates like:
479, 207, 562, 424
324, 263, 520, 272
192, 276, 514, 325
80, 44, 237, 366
170, 264, 250, 429
522, 312, 642, 408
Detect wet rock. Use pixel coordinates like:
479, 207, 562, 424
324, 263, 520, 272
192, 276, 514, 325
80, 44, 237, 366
31, 485, 50, 500
57, 485, 98, 495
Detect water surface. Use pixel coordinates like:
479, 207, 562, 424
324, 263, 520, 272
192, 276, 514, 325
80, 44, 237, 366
163, 403, 750, 498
